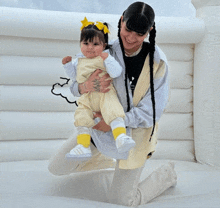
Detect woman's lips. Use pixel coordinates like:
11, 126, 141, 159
125, 38, 136, 44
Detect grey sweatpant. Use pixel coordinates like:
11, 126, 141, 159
48, 134, 177, 206
108, 160, 177, 206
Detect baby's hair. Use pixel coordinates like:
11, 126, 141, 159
80, 23, 110, 50
51, 21, 110, 105
118, 2, 156, 141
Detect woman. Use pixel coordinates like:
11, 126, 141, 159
48, 2, 177, 206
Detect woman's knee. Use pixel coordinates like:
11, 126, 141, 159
48, 159, 64, 176
48, 158, 80, 176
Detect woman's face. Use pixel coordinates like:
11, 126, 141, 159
120, 18, 149, 53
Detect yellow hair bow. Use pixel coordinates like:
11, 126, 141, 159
96, 21, 110, 34
80, 17, 110, 34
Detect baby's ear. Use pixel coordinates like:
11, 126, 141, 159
103, 43, 107, 49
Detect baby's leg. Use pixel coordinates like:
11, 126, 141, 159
66, 127, 92, 161
48, 131, 97, 176
99, 88, 136, 153
110, 117, 126, 138
110, 117, 135, 153
76, 126, 91, 147
74, 103, 95, 128
72, 102, 96, 160
100, 88, 125, 126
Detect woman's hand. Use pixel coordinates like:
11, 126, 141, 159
79, 69, 111, 94
92, 112, 111, 132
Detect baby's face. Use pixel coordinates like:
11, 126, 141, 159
80, 36, 105, 59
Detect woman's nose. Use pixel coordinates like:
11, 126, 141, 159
127, 32, 136, 42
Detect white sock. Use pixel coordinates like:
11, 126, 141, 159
110, 117, 125, 131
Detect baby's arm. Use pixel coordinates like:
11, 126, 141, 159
103, 53, 123, 78
62, 56, 77, 80
62, 56, 72, 65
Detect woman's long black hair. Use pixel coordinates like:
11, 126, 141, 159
118, 2, 156, 141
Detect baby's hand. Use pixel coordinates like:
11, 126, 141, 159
62, 56, 72, 65
100, 52, 108, 60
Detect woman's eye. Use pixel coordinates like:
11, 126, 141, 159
83, 42, 88, 45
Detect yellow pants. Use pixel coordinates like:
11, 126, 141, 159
74, 85, 125, 127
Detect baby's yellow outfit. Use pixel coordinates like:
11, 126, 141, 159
74, 56, 125, 128
64, 54, 135, 160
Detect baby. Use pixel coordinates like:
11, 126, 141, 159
63, 17, 135, 161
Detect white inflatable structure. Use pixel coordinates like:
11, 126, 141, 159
1, 0, 220, 207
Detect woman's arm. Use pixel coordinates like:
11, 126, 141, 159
125, 61, 169, 128
92, 112, 111, 132
70, 69, 112, 96
92, 65, 169, 132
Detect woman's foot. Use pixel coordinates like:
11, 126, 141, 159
65, 144, 92, 161
116, 134, 136, 153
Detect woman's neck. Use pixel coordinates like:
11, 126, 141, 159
124, 43, 143, 57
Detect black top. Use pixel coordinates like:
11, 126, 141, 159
91, 42, 150, 148
124, 42, 150, 95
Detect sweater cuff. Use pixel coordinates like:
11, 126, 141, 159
63, 61, 72, 68
71, 82, 81, 97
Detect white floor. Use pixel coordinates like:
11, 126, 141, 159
1, 159, 220, 208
